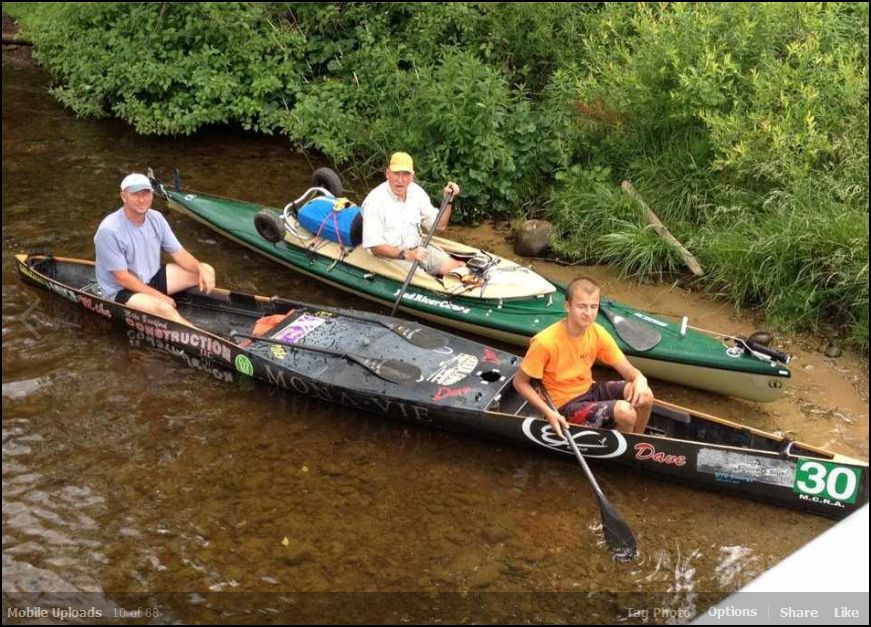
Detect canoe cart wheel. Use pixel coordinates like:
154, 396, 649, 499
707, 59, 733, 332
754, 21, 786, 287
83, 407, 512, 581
748, 330, 774, 347
254, 209, 287, 244
312, 167, 343, 197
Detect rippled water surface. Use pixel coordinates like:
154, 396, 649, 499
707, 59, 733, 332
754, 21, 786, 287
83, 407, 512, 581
3, 60, 864, 624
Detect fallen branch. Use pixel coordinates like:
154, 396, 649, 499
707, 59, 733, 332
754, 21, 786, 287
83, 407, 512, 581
621, 180, 704, 277
3, 35, 33, 46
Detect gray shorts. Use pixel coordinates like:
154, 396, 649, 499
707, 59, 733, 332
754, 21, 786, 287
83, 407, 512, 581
396, 244, 452, 276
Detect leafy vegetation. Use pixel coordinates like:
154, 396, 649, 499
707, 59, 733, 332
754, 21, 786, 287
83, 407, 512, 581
6, 2, 868, 350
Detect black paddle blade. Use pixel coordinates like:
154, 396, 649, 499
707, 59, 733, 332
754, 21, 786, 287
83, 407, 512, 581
599, 501, 638, 561
600, 303, 661, 352
562, 424, 639, 562
391, 323, 445, 349
539, 383, 640, 562
355, 356, 421, 385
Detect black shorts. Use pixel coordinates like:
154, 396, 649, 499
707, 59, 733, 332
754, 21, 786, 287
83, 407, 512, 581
115, 265, 168, 304
559, 381, 628, 429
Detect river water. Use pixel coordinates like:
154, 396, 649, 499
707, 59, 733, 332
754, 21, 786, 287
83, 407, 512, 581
2, 59, 866, 624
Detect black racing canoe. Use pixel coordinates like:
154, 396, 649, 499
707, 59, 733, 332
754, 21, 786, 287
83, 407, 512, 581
17, 253, 867, 520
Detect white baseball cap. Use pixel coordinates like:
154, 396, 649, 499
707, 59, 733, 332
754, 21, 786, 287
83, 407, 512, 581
120, 173, 153, 192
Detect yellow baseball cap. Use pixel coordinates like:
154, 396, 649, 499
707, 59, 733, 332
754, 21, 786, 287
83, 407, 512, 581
388, 152, 414, 173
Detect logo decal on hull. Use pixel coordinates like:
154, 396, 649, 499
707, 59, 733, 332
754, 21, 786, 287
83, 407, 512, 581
697, 448, 794, 488
427, 353, 479, 386
482, 348, 501, 364
794, 459, 862, 504
634, 442, 686, 466
521, 418, 627, 458
234, 355, 254, 376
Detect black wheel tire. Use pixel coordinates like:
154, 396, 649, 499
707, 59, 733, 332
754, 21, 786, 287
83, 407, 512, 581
254, 209, 286, 244
312, 167, 343, 197
748, 330, 774, 347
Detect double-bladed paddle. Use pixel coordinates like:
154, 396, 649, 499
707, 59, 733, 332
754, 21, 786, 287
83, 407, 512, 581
390, 191, 454, 316
540, 385, 638, 561
599, 299, 661, 352
177, 295, 445, 351
271, 297, 445, 350
230, 331, 420, 385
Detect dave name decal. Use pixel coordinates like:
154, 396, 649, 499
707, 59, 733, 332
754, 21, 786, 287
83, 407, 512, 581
634, 442, 686, 466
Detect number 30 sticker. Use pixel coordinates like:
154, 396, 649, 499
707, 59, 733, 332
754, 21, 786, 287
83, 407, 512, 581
794, 459, 862, 504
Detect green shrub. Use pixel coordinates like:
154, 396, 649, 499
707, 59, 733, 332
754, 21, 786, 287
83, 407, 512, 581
7, 2, 868, 350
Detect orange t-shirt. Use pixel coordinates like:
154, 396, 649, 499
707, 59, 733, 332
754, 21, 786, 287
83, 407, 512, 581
520, 320, 625, 409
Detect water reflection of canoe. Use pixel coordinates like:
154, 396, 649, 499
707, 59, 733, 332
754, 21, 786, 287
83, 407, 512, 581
17, 254, 866, 520
156, 171, 791, 402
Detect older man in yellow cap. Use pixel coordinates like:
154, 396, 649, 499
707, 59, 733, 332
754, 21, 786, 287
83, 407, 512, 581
361, 152, 464, 276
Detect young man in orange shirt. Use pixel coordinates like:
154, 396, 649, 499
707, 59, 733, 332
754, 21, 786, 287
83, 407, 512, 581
513, 277, 654, 437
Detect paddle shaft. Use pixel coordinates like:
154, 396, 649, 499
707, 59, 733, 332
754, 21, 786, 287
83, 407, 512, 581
174, 297, 444, 350
540, 388, 608, 501
178, 299, 264, 318
232, 331, 359, 361
540, 385, 638, 559
390, 191, 454, 316
273, 297, 445, 349
230, 331, 420, 384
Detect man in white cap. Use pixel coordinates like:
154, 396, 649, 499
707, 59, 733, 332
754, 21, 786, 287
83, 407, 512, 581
361, 152, 465, 276
94, 172, 215, 325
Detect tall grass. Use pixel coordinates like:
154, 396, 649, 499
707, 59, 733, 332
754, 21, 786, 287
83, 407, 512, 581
546, 3, 868, 351
702, 185, 869, 346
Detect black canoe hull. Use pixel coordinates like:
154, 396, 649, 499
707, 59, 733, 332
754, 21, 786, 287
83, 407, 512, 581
17, 254, 868, 520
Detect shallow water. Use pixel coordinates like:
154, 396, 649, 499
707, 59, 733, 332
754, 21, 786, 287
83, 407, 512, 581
2, 60, 866, 624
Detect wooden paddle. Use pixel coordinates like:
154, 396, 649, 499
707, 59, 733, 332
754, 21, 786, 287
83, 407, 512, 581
390, 191, 454, 316
540, 385, 638, 561
230, 331, 421, 385
599, 300, 661, 352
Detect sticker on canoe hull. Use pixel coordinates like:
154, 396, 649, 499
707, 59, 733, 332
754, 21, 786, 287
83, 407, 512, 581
427, 353, 479, 386
398, 291, 472, 315
632, 312, 669, 328
697, 448, 795, 488
272, 313, 326, 345
521, 418, 627, 458
234, 354, 254, 376
482, 348, 501, 364
433, 386, 472, 402
793, 458, 862, 505
634, 442, 686, 466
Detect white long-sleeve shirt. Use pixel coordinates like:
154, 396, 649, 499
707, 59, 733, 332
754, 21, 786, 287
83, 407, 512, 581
361, 181, 438, 250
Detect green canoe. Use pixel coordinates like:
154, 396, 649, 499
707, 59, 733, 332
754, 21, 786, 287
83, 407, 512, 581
156, 173, 791, 402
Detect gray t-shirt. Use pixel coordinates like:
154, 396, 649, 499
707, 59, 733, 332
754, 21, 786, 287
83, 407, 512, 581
94, 208, 183, 301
